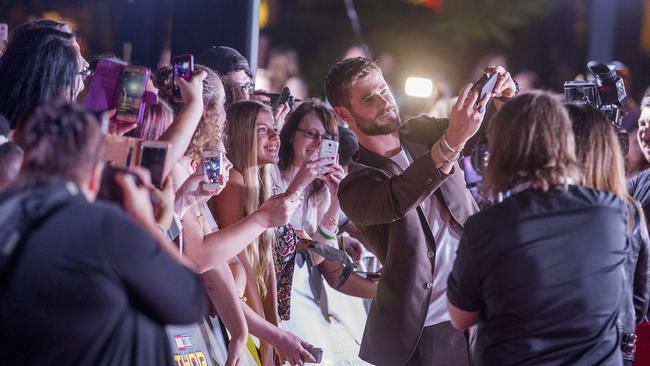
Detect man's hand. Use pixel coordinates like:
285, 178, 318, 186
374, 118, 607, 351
445, 83, 490, 149
483, 65, 517, 99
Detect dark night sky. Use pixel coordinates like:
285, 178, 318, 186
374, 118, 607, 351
2, 0, 649, 100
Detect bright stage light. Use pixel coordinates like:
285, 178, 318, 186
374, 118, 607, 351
405, 77, 433, 98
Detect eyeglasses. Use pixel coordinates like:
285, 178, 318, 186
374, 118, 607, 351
296, 128, 335, 142
240, 82, 255, 94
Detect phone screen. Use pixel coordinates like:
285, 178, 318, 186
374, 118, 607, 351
140, 146, 167, 189
173, 55, 194, 96
116, 69, 146, 123
173, 58, 193, 81
203, 155, 222, 184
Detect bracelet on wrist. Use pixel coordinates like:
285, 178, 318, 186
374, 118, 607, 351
317, 225, 337, 240
441, 132, 463, 154
436, 141, 462, 164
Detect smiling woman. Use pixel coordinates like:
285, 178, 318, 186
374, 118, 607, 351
209, 100, 315, 365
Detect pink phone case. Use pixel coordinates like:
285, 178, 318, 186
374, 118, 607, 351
84, 59, 126, 112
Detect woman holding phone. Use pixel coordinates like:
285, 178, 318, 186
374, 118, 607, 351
209, 100, 316, 366
271, 99, 376, 365
165, 66, 302, 366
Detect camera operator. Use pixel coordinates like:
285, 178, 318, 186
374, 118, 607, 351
447, 92, 627, 366
0, 101, 206, 365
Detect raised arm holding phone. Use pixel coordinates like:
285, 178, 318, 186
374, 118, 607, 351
327, 57, 517, 366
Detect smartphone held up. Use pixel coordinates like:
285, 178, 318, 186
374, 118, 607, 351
116, 65, 150, 125
138, 141, 170, 190
172, 54, 194, 97
318, 139, 339, 174
202, 150, 224, 190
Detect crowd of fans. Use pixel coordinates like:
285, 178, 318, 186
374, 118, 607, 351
1, 18, 650, 366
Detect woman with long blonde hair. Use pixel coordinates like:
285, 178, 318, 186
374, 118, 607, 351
210, 100, 315, 366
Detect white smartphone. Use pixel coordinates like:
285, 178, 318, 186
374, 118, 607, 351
138, 141, 170, 189
202, 150, 224, 190
319, 139, 339, 174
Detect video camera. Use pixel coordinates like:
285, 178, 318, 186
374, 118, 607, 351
564, 61, 628, 127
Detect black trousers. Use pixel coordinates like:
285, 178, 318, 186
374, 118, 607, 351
405, 321, 471, 366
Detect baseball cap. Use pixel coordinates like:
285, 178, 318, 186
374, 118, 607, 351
197, 46, 252, 77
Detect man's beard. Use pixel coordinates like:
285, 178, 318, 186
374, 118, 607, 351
352, 108, 402, 136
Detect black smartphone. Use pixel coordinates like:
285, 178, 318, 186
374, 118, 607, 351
473, 73, 498, 105
98, 165, 144, 207
172, 54, 194, 97
138, 141, 169, 189
273, 86, 291, 108
253, 86, 295, 108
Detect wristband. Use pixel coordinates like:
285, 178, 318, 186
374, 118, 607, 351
317, 225, 337, 241
441, 132, 462, 154
436, 141, 462, 164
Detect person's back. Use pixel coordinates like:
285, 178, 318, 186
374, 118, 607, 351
450, 185, 626, 365
0, 187, 206, 365
0, 101, 206, 365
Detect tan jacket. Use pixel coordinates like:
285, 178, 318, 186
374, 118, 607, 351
338, 117, 478, 366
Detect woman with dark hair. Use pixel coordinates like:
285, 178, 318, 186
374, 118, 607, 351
447, 92, 628, 366
567, 103, 650, 365
271, 98, 375, 364
0, 22, 88, 127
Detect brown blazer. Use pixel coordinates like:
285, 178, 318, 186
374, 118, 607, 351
338, 116, 478, 366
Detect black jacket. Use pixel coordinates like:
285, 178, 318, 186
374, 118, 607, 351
620, 203, 650, 360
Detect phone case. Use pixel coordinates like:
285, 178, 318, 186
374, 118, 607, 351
319, 139, 339, 160
84, 59, 126, 112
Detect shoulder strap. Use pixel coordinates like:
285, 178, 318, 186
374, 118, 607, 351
0, 183, 77, 284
